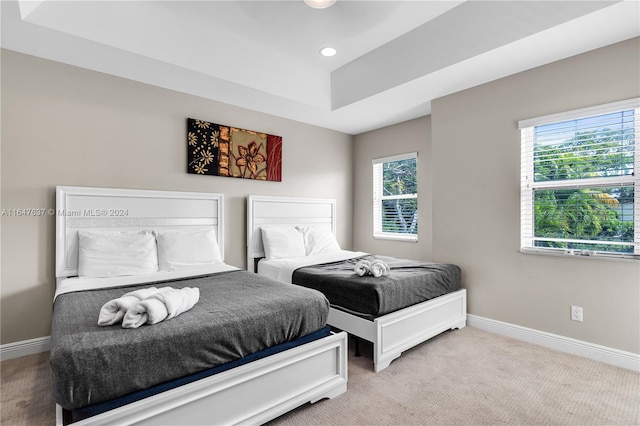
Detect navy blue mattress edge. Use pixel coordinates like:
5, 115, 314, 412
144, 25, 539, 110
70, 325, 331, 423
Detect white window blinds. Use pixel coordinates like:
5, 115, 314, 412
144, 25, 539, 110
372, 152, 418, 241
519, 98, 640, 259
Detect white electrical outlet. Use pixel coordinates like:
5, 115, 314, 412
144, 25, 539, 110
571, 305, 583, 322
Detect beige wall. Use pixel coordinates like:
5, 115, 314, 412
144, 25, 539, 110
431, 38, 640, 353
0, 49, 353, 344
353, 116, 432, 260
352, 38, 640, 354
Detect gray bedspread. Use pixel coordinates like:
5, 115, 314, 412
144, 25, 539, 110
291, 255, 461, 318
50, 270, 329, 410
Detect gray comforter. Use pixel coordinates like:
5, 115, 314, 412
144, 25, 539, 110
291, 255, 461, 318
50, 270, 329, 410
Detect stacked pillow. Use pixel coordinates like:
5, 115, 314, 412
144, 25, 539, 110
78, 230, 158, 278
297, 226, 341, 256
77, 227, 222, 278
155, 228, 222, 271
77, 225, 341, 278
260, 226, 341, 260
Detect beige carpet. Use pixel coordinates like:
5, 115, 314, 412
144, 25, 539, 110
1, 350, 53, 426
1, 327, 639, 426
271, 328, 640, 426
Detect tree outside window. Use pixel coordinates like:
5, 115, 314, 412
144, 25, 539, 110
373, 153, 418, 241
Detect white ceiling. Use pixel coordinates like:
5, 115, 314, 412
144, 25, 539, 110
2, 1, 639, 135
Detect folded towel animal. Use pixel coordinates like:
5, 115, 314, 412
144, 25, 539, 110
354, 258, 390, 278
354, 259, 371, 277
121, 287, 200, 329
98, 287, 172, 326
369, 259, 390, 278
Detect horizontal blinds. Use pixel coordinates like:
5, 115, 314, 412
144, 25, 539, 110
520, 98, 639, 258
524, 110, 636, 184
380, 198, 418, 235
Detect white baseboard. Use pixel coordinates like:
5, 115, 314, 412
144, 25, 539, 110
0, 336, 51, 361
467, 314, 640, 372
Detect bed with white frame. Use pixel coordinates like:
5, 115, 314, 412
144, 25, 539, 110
247, 195, 467, 372
54, 186, 347, 426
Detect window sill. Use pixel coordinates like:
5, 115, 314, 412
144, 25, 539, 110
374, 234, 418, 242
520, 247, 639, 262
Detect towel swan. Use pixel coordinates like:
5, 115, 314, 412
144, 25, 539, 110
122, 287, 200, 329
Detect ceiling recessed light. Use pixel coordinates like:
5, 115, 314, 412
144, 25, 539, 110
320, 47, 337, 57
304, 0, 336, 9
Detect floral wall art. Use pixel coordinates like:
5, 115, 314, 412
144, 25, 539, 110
187, 118, 282, 181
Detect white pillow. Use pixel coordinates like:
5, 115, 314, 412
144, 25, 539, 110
154, 228, 223, 271
78, 230, 158, 278
261, 227, 306, 260
297, 226, 341, 256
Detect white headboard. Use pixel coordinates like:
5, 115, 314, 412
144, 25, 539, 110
56, 186, 224, 278
246, 195, 336, 272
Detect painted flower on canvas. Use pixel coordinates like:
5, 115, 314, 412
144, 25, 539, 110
235, 141, 266, 179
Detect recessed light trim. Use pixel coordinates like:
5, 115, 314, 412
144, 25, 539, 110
320, 47, 337, 57
304, 0, 336, 9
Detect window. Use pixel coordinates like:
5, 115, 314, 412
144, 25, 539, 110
519, 98, 639, 260
372, 152, 418, 241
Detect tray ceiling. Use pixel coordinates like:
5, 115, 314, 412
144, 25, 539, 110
2, 0, 638, 134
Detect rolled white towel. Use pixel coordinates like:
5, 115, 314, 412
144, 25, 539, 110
98, 287, 172, 326
122, 298, 166, 328
122, 287, 200, 329
354, 259, 371, 277
381, 262, 390, 276
369, 259, 390, 278
156, 287, 200, 321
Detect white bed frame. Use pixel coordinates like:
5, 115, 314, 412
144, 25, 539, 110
247, 195, 467, 372
55, 186, 347, 426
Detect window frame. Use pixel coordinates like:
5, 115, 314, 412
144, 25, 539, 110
518, 98, 640, 260
372, 152, 418, 242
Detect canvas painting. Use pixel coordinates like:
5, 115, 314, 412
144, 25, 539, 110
187, 118, 282, 181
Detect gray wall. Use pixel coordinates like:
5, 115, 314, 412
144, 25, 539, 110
355, 38, 640, 354
0, 49, 354, 344
353, 116, 432, 261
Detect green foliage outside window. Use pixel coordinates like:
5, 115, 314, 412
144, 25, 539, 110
533, 119, 635, 254
382, 158, 417, 235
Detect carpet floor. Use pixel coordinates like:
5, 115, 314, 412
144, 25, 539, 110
1, 326, 638, 425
